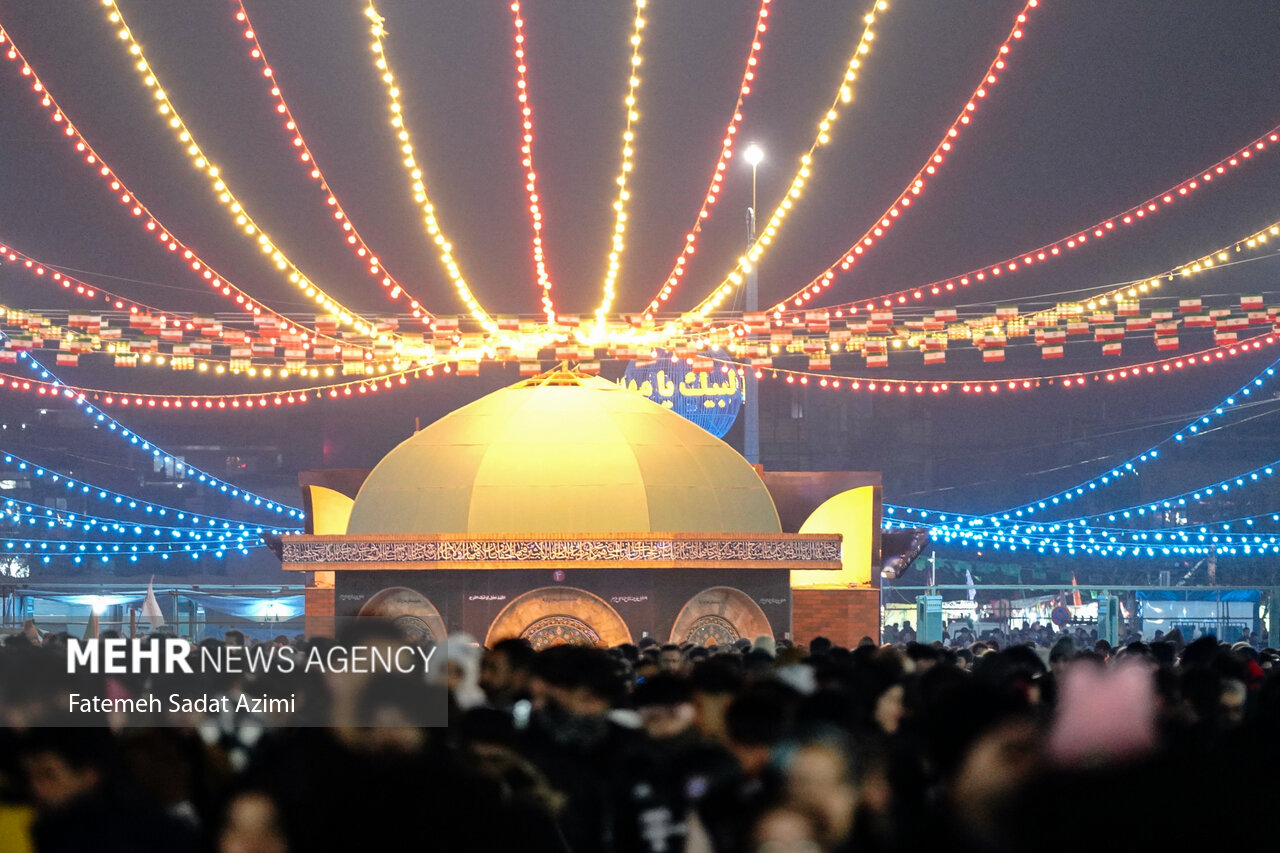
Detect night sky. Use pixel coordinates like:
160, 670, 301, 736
2, 1, 1280, 514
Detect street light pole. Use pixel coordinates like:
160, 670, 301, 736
743, 144, 763, 465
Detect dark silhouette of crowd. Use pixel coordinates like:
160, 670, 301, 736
2, 619, 1279, 853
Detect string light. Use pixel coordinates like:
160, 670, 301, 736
365, 2, 497, 334
775, 0, 1040, 312
226, 0, 436, 323
4, 498, 272, 541
690, 0, 887, 319
508, 1, 559, 324
811, 123, 1280, 314
884, 515, 1280, 558
97, 1, 383, 337
593, 0, 648, 329
645, 0, 773, 314
0, 241, 184, 318
0, 355, 452, 409
721, 218, 1280, 366
5, 537, 263, 563
980, 358, 1280, 519
0, 25, 361, 354
1010, 220, 1280, 331
708, 331, 1277, 394
0, 451, 299, 531
12, 347, 304, 517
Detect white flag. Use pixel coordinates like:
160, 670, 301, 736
142, 578, 166, 630
966, 569, 977, 602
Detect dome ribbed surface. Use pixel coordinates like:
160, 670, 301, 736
346, 372, 780, 535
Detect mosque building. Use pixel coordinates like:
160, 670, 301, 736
278, 367, 882, 647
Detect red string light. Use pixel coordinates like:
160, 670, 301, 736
797, 123, 1280, 316
645, 0, 772, 314
228, 0, 436, 322
508, 1, 559, 324
0, 359, 443, 409
714, 333, 1277, 394
0, 242, 180, 318
0, 25, 363, 354
772, 0, 1040, 312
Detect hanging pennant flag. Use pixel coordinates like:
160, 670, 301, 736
982, 348, 1005, 362
867, 352, 889, 368
1155, 335, 1179, 351
1214, 330, 1238, 345
933, 308, 958, 322
1179, 298, 1202, 313
809, 356, 831, 371
1041, 344, 1064, 359
455, 360, 480, 377
518, 361, 541, 376
142, 578, 166, 631
923, 349, 946, 365
1102, 341, 1123, 356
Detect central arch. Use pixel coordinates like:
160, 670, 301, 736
484, 586, 632, 650
669, 586, 774, 646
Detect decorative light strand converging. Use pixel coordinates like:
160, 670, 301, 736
646, 0, 773, 314
98, 0, 383, 337
813, 123, 1280, 315
13, 347, 304, 517
0, 25, 358, 354
775, 0, 1039, 311
593, 0, 648, 329
508, 1, 558, 324
714, 331, 1278, 394
365, 2, 498, 334
0, 451, 300, 531
227, 0, 436, 323
690, 0, 888, 319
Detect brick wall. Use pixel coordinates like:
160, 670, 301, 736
792, 588, 880, 648
304, 586, 335, 639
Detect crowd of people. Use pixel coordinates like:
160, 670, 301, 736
2, 619, 1279, 852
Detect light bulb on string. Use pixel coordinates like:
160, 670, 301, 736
98, 1, 386, 338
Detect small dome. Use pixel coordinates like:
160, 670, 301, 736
347, 370, 780, 535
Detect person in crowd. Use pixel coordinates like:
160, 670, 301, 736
6, 616, 1280, 853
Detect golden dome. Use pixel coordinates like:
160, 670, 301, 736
346, 369, 781, 535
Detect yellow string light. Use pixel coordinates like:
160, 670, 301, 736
98, 0, 382, 338
365, 2, 498, 334
689, 0, 887, 319
593, 0, 647, 330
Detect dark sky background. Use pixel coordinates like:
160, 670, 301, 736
2, 1, 1280, 516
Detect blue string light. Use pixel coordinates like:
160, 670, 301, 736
1, 536, 263, 563
10, 347, 304, 519
0, 450, 302, 532
2, 497, 275, 543
985, 357, 1280, 521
